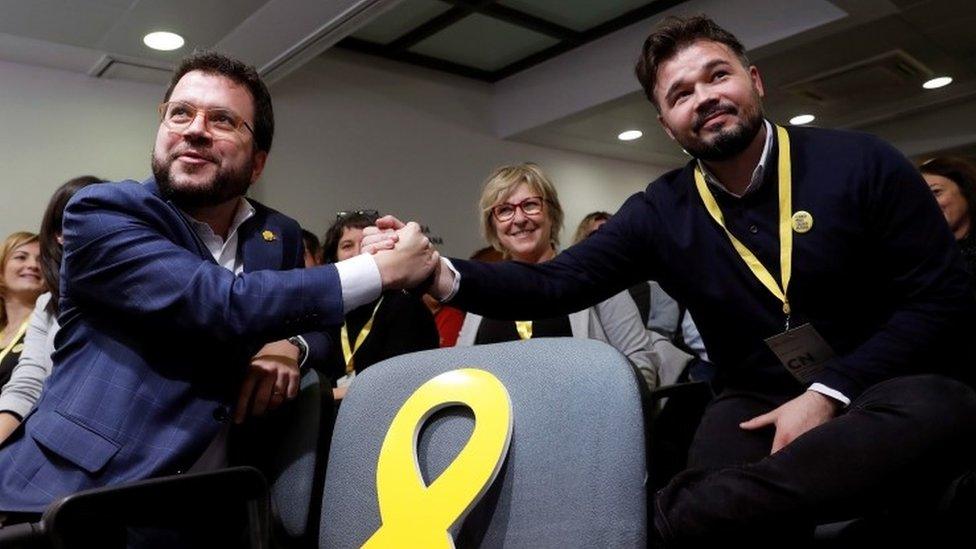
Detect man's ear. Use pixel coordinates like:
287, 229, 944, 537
749, 65, 765, 99
657, 114, 676, 141
250, 150, 268, 183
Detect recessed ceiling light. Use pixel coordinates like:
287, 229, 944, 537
923, 76, 952, 89
143, 31, 184, 51
789, 114, 815, 126
618, 130, 643, 141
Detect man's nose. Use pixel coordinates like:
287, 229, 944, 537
182, 111, 212, 140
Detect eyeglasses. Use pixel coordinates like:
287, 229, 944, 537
336, 209, 379, 220
490, 196, 545, 222
158, 101, 254, 137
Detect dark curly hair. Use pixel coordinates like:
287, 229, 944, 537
322, 211, 381, 264
635, 15, 749, 110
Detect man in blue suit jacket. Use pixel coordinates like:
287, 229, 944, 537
0, 52, 437, 517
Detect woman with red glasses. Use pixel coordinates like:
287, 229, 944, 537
455, 163, 657, 386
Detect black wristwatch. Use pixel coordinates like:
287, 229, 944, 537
287, 336, 308, 366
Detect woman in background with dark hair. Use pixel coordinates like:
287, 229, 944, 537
321, 210, 439, 401
0, 176, 104, 444
920, 157, 976, 279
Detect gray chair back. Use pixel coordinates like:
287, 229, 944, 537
320, 338, 647, 548
245, 367, 333, 548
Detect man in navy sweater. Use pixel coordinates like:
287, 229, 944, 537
369, 15, 976, 544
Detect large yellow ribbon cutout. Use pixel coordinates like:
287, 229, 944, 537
362, 368, 513, 548
693, 124, 794, 317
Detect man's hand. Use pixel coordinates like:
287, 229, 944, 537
370, 220, 439, 290
234, 339, 301, 424
361, 215, 405, 254
363, 215, 456, 300
739, 390, 840, 454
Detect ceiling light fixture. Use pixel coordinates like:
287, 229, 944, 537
789, 114, 815, 126
618, 130, 643, 141
143, 31, 185, 51
922, 76, 952, 89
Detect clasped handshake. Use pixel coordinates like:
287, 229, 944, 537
363, 215, 450, 298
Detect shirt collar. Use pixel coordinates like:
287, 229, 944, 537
183, 197, 256, 244
697, 119, 774, 198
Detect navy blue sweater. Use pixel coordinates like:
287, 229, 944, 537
450, 127, 976, 399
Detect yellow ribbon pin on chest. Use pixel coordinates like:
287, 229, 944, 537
791, 211, 813, 234
262, 230, 276, 242
362, 368, 513, 549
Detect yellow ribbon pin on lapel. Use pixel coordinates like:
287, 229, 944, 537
362, 368, 513, 549
262, 230, 276, 242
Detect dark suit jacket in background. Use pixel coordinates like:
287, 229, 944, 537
0, 179, 341, 512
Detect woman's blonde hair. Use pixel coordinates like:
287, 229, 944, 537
478, 163, 564, 254
572, 211, 613, 245
0, 231, 40, 330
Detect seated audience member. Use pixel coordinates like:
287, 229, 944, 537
422, 294, 464, 348
0, 233, 44, 389
0, 176, 104, 446
574, 211, 708, 356
301, 228, 322, 267
0, 51, 436, 523
920, 156, 976, 278
455, 164, 657, 387
573, 211, 709, 387
421, 244, 500, 348
322, 211, 439, 400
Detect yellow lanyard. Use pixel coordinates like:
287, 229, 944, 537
693, 124, 794, 320
514, 321, 532, 340
341, 298, 384, 375
0, 320, 29, 365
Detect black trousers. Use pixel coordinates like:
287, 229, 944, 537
653, 374, 976, 545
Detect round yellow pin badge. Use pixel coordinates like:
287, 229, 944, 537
792, 211, 813, 234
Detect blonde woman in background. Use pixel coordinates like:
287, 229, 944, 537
456, 163, 658, 387
0, 232, 44, 392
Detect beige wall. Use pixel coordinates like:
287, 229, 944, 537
255, 50, 669, 255
0, 51, 671, 254
0, 59, 159, 236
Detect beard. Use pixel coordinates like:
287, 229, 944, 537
151, 148, 254, 210
675, 97, 764, 162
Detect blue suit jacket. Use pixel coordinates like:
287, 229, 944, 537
0, 179, 343, 512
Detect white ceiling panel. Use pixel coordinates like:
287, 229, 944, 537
0, 0, 130, 47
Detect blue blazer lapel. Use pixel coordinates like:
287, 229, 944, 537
143, 178, 216, 263
239, 214, 283, 272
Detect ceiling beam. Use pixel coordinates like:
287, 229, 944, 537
340, 36, 495, 80
491, 0, 685, 81
388, 0, 495, 50
444, 0, 580, 41
215, 0, 407, 85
